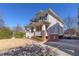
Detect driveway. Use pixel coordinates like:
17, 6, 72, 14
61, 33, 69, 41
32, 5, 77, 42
45, 39, 79, 56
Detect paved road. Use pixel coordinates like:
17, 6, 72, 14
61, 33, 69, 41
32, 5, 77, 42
45, 39, 79, 56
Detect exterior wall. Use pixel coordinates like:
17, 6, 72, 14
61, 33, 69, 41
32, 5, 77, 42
47, 14, 64, 35
47, 14, 57, 27
27, 12, 64, 41
48, 34, 59, 41
27, 13, 64, 39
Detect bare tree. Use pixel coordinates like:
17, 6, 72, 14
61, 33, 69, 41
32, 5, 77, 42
0, 16, 5, 28
64, 16, 77, 37
13, 24, 24, 32
64, 16, 76, 30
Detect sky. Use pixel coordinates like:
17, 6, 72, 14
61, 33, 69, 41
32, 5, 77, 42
0, 3, 78, 28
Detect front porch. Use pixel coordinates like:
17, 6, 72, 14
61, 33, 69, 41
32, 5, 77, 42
28, 20, 49, 37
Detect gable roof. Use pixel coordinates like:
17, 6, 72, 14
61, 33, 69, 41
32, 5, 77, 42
46, 8, 64, 24
31, 8, 64, 24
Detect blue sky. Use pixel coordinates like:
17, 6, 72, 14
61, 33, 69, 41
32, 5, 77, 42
0, 3, 77, 28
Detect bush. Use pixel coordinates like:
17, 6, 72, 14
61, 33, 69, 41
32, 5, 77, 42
14, 32, 25, 38
0, 27, 13, 39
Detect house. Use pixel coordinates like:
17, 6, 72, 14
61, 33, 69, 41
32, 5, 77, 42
64, 29, 76, 37
26, 8, 64, 41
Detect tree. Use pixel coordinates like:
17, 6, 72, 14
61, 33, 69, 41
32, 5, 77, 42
13, 24, 25, 38
0, 27, 13, 39
64, 16, 76, 30
0, 16, 5, 28
13, 24, 24, 32
64, 16, 77, 36
24, 25, 29, 31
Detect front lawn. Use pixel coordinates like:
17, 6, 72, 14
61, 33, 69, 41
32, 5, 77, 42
0, 38, 36, 51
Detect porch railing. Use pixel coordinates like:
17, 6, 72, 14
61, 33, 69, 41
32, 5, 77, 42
34, 31, 42, 36
32, 31, 48, 36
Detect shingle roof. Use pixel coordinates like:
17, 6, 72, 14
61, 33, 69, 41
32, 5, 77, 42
46, 8, 64, 24
31, 8, 64, 24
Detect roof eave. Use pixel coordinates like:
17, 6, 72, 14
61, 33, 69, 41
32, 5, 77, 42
47, 8, 64, 24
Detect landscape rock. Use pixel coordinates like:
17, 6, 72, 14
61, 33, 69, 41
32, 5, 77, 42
0, 44, 57, 56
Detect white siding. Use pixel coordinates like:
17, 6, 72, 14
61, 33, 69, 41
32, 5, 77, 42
57, 20, 64, 27
47, 14, 64, 35
47, 14, 57, 27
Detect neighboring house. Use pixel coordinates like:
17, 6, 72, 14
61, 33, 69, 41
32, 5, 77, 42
26, 8, 64, 41
64, 29, 76, 37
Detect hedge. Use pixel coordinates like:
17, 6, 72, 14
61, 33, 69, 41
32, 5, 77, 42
0, 27, 13, 39
14, 32, 25, 38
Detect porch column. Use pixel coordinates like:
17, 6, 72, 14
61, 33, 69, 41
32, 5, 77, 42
42, 24, 46, 31
41, 24, 46, 41
28, 29, 31, 39
33, 28, 36, 36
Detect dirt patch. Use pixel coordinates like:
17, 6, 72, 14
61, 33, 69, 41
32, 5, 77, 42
0, 38, 37, 51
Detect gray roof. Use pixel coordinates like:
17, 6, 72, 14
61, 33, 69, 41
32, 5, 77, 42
31, 8, 64, 24
46, 8, 64, 24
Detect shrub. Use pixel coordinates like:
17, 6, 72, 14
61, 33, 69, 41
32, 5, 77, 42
0, 27, 13, 39
14, 32, 25, 38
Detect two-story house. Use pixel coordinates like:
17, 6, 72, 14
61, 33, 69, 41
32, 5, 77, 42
26, 8, 64, 41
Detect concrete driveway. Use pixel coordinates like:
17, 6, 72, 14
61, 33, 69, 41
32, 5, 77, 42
45, 39, 79, 56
